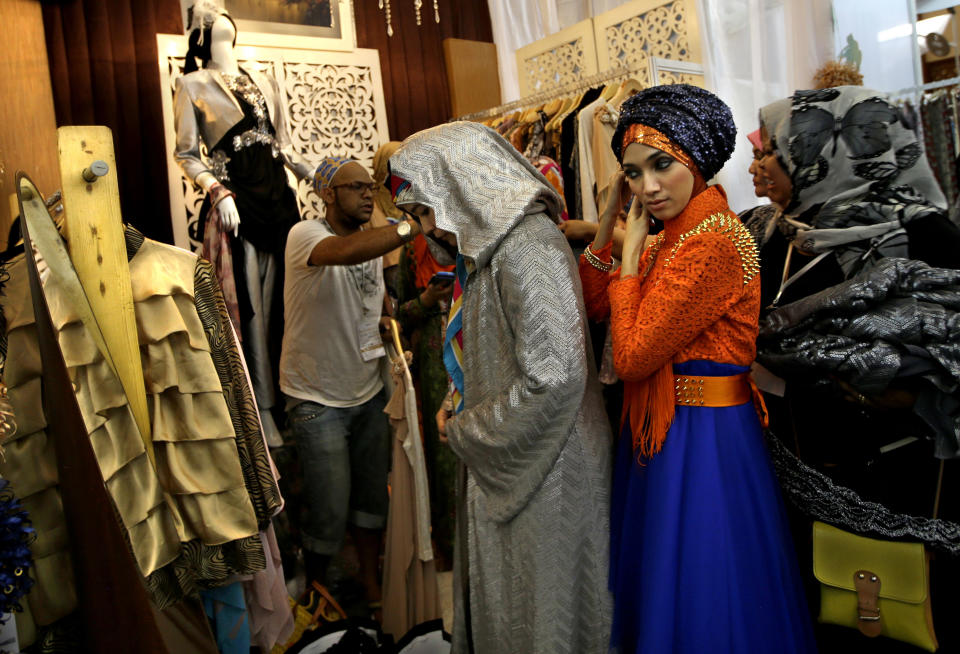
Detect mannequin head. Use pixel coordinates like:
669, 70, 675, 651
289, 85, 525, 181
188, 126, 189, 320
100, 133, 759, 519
184, 10, 238, 74
208, 15, 238, 70
321, 162, 375, 231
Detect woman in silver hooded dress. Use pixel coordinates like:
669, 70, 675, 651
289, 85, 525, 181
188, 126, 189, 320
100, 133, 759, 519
388, 121, 613, 654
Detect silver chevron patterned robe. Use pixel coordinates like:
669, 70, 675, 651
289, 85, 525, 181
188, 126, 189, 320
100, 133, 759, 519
390, 122, 613, 654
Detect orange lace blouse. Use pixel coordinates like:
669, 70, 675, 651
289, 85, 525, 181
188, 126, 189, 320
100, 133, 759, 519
580, 186, 761, 451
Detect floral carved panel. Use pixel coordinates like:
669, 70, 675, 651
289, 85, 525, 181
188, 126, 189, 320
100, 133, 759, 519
658, 71, 704, 86
282, 61, 381, 224
515, 20, 599, 97
603, 0, 691, 86
521, 38, 587, 94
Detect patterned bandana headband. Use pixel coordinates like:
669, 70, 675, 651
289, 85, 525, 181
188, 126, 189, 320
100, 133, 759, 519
621, 123, 696, 171
313, 156, 357, 194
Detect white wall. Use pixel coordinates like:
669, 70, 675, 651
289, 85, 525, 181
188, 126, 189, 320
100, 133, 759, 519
832, 0, 920, 93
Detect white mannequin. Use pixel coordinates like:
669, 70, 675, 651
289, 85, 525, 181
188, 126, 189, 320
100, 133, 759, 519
194, 14, 241, 235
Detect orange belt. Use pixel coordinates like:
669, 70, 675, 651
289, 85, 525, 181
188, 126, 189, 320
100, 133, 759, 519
674, 372, 770, 427
674, 372, 752, 407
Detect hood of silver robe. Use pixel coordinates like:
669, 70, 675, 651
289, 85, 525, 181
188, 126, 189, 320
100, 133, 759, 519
388, 121, 563, 271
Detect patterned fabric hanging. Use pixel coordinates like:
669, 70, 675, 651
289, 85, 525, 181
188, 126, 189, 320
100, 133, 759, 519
0, 476, 35, 615
442, 256, 467, 414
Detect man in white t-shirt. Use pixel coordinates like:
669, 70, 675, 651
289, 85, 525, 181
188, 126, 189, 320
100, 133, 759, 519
280, 156, 421, 609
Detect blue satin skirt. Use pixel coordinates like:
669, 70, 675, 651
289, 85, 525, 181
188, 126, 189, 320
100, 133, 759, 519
609, 361, 817, 654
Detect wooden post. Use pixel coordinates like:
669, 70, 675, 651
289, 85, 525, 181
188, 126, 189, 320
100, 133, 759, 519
57, 126, 153, 464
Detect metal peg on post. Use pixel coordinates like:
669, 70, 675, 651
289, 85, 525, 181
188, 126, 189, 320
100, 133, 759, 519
81, 160, 109, 183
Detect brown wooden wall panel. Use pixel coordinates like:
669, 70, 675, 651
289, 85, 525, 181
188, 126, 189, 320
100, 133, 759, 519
444, 38, 501, 118
0, 0, 60, 249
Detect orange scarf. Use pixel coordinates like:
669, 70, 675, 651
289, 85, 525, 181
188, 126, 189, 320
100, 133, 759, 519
622, 367, 677, 459
412, 234, 454, 290
620, 173, 710, 460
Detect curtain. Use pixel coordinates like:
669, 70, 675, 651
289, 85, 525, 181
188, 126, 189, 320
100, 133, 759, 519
42, 0, 182, 244
696, 0, 833, 213
355, 0, 494, 137
487, 0, 547, 104
490, 0, 632, 104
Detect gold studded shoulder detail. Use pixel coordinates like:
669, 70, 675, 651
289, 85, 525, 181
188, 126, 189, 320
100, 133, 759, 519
663, 212, 760, 285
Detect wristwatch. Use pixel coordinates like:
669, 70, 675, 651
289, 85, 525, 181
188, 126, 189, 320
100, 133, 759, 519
396, 220, 414, 242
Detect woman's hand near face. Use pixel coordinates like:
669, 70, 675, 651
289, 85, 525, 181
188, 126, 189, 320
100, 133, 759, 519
621, 197, 650, 277
591, 170, 627, 251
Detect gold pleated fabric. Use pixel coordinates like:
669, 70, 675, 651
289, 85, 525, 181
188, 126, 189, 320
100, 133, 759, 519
0, 231, 268, 627
0, 256, 78, 643
129, 239, 260, 548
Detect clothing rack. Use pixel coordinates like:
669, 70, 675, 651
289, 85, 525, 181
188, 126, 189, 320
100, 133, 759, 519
456, 65, 645, 122
891, 75, 960, 100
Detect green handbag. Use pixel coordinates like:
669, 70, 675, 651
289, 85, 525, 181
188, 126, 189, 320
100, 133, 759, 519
813, 521, 938, 651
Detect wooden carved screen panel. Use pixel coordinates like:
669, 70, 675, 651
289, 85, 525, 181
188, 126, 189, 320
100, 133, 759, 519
515, 20, 599, 97
594, 0, 704, 87
156, 35, 389, 251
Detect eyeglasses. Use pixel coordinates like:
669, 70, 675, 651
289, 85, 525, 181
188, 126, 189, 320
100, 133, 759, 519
331, 181, 377, 194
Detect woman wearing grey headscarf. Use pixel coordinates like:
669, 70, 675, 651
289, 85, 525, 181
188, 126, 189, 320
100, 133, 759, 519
387, 122, 612, 654
755, 86, 960, 650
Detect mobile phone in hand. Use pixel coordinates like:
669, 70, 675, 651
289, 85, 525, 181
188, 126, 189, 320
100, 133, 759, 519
429, 271, 455, 286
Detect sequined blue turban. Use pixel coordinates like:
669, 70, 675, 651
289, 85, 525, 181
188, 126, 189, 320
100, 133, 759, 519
612, 84, 737, 181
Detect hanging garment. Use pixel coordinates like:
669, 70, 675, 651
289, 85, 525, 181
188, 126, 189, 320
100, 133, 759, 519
202, 581, 251, 654
381, 344, 440, 640
0, 225, 284, 615
577, 95, 606, 223
244, 525, 295, 652
591, 101, 620, 214
530, 156, 569, 221
395, 239, 456, 566
921, 92, 960, 214
0, 253, 83, 641
559, 88, 603, 218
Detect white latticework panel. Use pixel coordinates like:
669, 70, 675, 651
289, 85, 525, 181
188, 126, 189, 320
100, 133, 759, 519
594, 0, 703, 86
157, 34, 388, 251
282, 61, 381, 224
658, 71, 704, 86
521, 38, 587, 94
516, 20, 598, 97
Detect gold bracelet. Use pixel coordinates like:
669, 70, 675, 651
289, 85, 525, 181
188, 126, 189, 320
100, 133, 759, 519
584, 243, 613, 272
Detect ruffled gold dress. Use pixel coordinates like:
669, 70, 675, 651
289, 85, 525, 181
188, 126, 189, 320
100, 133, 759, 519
0, 226, 282, 644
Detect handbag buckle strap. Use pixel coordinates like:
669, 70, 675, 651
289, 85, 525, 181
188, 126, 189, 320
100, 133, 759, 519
854, 569, 882, 637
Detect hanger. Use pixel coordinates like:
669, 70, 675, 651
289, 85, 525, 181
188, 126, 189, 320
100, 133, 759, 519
543, 98, 563, 117
611, 78, 643, 108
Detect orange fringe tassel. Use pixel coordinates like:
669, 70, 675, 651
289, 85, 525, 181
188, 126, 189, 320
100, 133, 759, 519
621, 362, 677, 461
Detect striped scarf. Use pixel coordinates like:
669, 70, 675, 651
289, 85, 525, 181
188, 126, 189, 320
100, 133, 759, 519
442, 255, 467, 413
